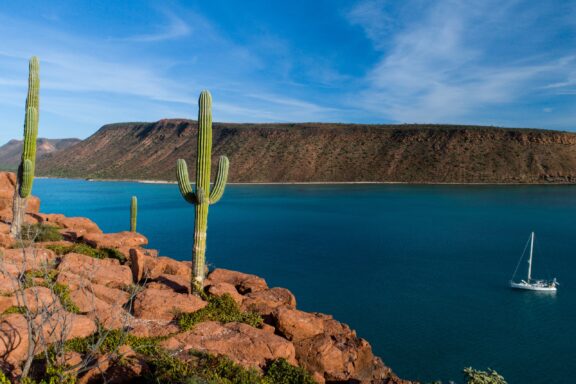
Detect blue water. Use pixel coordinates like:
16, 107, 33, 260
34, 179, 576, 384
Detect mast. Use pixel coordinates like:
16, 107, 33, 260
527, 231, 534, 282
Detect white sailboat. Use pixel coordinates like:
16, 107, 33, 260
510, 232, 558, 292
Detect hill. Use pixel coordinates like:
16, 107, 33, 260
0, 138, 81, 170
36, 120, 576, 183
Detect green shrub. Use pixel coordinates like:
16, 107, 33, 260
2, 306, 26, 315
45, 243, 127, 264
52, 283, 80, 314
463, 367, 507, 384
20, 224, 63, 242
263, 359, 316, 384
176, 294, 263, 331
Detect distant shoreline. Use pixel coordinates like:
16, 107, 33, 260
35, 176, 576, 186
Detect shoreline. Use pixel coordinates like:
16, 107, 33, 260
35, 175, 576, 186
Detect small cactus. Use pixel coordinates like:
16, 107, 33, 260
10, 57, 39, 237
176, 90, 229, 294
130, 196, 137, 232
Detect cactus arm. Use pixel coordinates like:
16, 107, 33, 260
176, 159, 197, 204
130, 196, 137, 232
209, 156, 229, 205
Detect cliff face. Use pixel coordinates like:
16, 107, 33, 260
36, 120, 576, 183
0, 138, 81, 170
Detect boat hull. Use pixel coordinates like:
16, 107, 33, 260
510, 281, 557, 292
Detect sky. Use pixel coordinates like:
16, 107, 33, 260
0, 0, 575, 145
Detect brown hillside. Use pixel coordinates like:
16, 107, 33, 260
36, 120, 576, 183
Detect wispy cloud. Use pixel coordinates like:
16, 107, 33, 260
347, 0, 576, 126
118, 9, 190, 42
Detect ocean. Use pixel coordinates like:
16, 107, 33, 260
34, 178, 576, 383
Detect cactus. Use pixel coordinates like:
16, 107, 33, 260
130, 196, 137, 232
176, 90, 229, 294
10, 57, 39, 237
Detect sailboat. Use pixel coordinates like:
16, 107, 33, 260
510, 232, 558, 292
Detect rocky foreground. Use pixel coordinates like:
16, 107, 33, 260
0, 172, 413, 383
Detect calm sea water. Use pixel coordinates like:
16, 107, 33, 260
34, 179, 576, 384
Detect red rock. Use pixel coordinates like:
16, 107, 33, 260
56, 272, 130, 306
129, 319, 180, 338
292, 316, 393, 383
0, 312, 96, 366
1, 247, 57, 274
146, 274, 189, 293
0, 314, 29, 365
57, 253, 132, 289
273, 306, 325, 342
0, 275, 18, 295
34, 213, 102, 236
129, 248, 190, 282
241, 287, 296, 316
207, 282, 244, 305
133, 288, 206, 321
15, 286, 59, 313
205, 268, 268, 294
0, 295, 16, 313
83, 231, 147, 250
160, 321, 297, 370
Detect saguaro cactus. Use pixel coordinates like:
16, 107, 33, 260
176, 90, 229, 294
130, 196, 137, 232
10, 57, 40, 237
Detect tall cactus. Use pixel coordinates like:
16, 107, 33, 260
10, 57, 40, 237
176, 90, 229, 294
130, 196, 137, 232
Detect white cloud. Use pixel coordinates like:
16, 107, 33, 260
118, 9, 190, 42
347, 0, 576, 125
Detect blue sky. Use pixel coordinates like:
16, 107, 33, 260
0, 0, 575, 144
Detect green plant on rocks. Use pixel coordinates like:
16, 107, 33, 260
19, 223, 63, 242
176, 90, 229, 294
130, 195, 137, 232
10, 57, 40, 237
463, 367, 507, 384
176, 294, 263, 331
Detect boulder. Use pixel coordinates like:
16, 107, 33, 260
0, 314, 29, 365
83, 231, 148, 250
56, 272, 130, 306
15, 286, 59, 314
241, 287, 296, 316
128, 319, 180, 338
146, 274, 189, 293
133, 288, 206, 321
0, 276, 18, 296
207, 282, 244, 305
273, 306, 325, 342
160, 321, 297, 370
0, 247, 57, 274
58, 253, 132, 289
33, 213, 102, 237
0, 312, 96, 366
205, 268, 268, 294
129, 248, 190, 282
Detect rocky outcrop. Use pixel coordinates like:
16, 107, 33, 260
161, 321, 297, 369
0, 172, 413, 383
